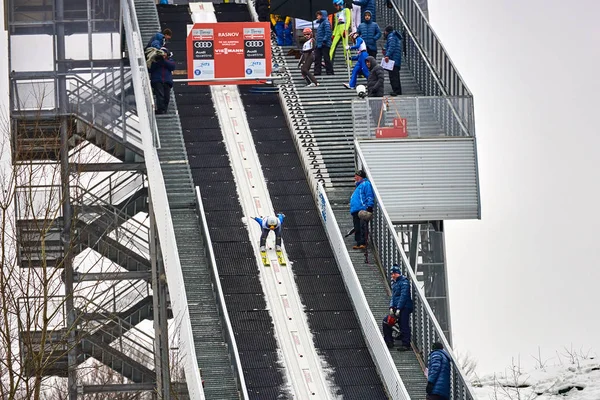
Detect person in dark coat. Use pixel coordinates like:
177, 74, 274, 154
383, 25, 403, 96
149, 48, 175, 114
365, 56, 384, 97
426, 342, 452, 400
357, 10, 381, 58
382, 264, 413, 350
352, 0, 376, 22
314, 10, 334, 75
349, 169, 374, 249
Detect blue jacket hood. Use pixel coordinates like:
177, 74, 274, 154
320, 10, 328, 18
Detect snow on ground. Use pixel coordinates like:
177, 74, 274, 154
473, 357, 600, 400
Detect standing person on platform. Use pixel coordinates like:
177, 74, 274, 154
349, 169, 374, 249
353, 0, 376, 23
385, 264, 413, 351
383, 25, 403, 96
314, 10, 333, 75
330, 0, 352, 66
149, 48, 175, 115
298, 28, 319, 87
357, 10, 381, 59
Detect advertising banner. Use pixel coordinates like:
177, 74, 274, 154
186, 22, 272, 85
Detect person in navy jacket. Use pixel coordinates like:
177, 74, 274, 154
383, 25, 403, 96
349, 169, 374, 249
356, 10, 381, 58
314, 10, 334, 75
149, 48, 175, 114
382, 264, 413, 350
426, 342, 452, 400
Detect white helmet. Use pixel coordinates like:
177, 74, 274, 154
266, 216, 278, 229
356, 84, 367, 98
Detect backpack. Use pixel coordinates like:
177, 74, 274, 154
145, 47, 165, 69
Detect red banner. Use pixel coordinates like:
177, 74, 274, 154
186, 22, 272, 85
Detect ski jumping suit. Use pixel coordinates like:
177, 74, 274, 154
348, 36, 369, 88
299, 36, 318, 85
329, 7, 352, 65
253, 214, 285, 247
271, 14, 293, 46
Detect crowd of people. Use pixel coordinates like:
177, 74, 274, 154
262, 0, 403, 97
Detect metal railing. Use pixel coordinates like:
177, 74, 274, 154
352, 96, 474, 138
122, 0, 205, 398
195, 187, 249, 400
316, 183, 410, 400
377, 0, 472, 98
356, 149, 477, 400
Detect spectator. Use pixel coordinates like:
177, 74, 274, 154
271, 14, 293, 46
149, 48, 175, 114
146, 28, 172, 50
357, 10, 381, 59
365, 56, 384, 97
383, 264, 413, 351
314, 10, 333, 75
298, 28, 319, 87
342, 32, 368, 90
253, 214, 285, 252
353, 0, 376, 23
383, 25, 403, 96
426, 342, 452, 400
349, 169, 374, 249
329, 0, 352, 66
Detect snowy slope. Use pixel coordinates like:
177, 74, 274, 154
473, 357, 600, 400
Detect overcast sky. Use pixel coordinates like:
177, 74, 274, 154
427, 0, 600, 375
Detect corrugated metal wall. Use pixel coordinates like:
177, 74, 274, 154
357, 138, 480, 221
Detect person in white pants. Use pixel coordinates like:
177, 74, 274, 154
351, 4, 361, 34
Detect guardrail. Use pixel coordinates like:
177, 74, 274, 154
376, 0, 472, 98
316, 183, 410, 400
195, 187, 249, 400
356, 148, 477, 400
122, 0, 205, 398
352, 96, 474, 138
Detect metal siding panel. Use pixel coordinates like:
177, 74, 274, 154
358, 138, 480, 221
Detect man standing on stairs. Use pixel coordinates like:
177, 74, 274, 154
383, 25, 403, 96
314, 10, 333, 75
330, 0, 352, 67
426, 342, 452, 400
357, 10, 381, 59
383, 264, 413, 351
145, 28, 172, 50
349, 170, 374, 250
149, 48, 175, 115
252, 214, 285, 251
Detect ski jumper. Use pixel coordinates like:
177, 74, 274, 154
253, 215, 285, 247
351, 4, 361, 34
348, 36, 369, 88
329, 7, 352, 65
271, 14, 293, 46
299, 37, 318, 85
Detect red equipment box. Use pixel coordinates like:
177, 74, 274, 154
375, 118, 408, 138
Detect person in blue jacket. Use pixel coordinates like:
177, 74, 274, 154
145, 28, 172, 50
357, 10, 381, 58
382, 264, 413, 350
342, 32, 369, 90
149, 48, 176, 114
349, 169, 374, 249
426, 342, 452, 400
252, 214, 285, 252
352, 0, 376, 23
383, 25, 403, 96
314, 10, 334, 75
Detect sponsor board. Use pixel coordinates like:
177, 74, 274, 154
187, 22, 271, 85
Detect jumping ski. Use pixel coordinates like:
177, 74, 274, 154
260, 251, 270, 267
276, 250, 287, 266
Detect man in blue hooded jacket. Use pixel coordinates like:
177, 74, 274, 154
349, 169, 374, 249
426, 342, 452, 400
383, 25, 403, 96
382, 264, 413, 350
314, 10, 333, 75
357, 10, 381, 58
145, 28, 172, 50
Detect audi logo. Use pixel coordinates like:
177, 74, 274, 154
194, 41, 213, 48
245, 41, 263, 48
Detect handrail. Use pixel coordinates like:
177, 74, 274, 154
316, 183, 410, 400
355, 144, 477, 400
195, 187, 249, 400
121, 0, 204, 398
